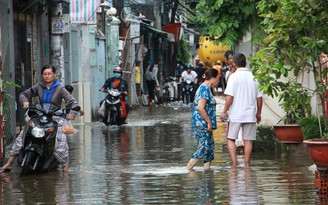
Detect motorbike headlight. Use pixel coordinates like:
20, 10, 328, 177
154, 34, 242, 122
31, 127, 45, 138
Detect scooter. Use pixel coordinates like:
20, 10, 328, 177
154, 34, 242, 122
102, 88, 128, 126
17, 103, 80, 176
163, 76, 178, 102
182, 80, 195, 105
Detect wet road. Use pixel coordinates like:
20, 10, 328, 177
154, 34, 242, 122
0, 102, 326, 204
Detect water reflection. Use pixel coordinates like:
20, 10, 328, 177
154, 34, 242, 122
228, 168, 259, 204
0, 105, 327, 204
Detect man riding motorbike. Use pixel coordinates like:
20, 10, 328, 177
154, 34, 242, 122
179, 64, 198, 102
99, 66, 129, 124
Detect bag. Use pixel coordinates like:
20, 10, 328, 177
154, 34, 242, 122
62, 120, 76, 134
141, 94, 148, 106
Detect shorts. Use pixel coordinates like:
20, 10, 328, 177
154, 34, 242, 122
227, 122, 256, 141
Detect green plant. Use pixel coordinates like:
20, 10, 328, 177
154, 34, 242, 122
2, 80, 20, 115
277, 84, 311, 124
250, 0, 327, 128
176, 36, 191, 65
298, 116, 325, 140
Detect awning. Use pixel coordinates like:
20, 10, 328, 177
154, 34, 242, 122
142, 24, 175, 42
143, 24, 167, 34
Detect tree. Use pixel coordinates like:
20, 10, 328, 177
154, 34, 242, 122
252, 0, 328, 129
176, 35, 191, 66
193, 0, 259, 46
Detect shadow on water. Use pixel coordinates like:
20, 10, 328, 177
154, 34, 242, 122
1, 103, 328, 204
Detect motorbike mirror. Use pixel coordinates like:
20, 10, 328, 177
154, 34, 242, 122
72, 106, 81, 111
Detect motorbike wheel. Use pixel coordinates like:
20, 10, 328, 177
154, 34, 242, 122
183, 93, 190, 105
186, 94, 191, 105
163, 89, 170, 102
20, 151, 37, 176
104, 109, 110, 126
110, 110, 117, 125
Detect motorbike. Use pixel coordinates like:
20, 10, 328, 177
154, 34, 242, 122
182, 80, 195, 105
163, 76, 178, 102
17, 103, 80, 176
101, 88, 128, 126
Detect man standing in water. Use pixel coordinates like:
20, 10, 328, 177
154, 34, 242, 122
220, 53, 262, 167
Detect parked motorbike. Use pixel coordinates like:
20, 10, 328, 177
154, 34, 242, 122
101, 88, 128, 126
163, 76, 178, 102
182, 80, 195, 105
17, 103, 80, 176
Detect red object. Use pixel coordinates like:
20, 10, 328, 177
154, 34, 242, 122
326, 101, 328, 116
0, 115, 3, 162
0, 47, 3, 163
273, 125, 303, 143
314, 169, 328, 198
121, 102, 127, 118
162, 23, 182, 42
304, 139, 328, 170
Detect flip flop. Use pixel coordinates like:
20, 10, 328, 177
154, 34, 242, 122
0, 168, 11, 173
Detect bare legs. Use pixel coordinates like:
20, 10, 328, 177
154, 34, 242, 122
186, 158, 198, 170
186, 158, 211, 171
227, 139, 237, 167
227, 138, 252, 167
62, 164, 69, 172
243, 140, 252, 167
203, 162, 211, 171
0, 155, 16, 172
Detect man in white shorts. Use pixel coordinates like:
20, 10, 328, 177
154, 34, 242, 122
220, 53, 263, 167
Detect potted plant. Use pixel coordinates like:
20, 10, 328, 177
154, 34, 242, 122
300, 115, 328, 169
270, 83, 311, 143
249, 1, 327, 144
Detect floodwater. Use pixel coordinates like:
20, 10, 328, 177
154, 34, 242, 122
0, 102, 326, 204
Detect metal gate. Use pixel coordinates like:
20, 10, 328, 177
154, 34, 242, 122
0, 0, 13, 151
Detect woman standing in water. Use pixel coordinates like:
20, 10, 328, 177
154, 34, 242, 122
186, 68, 219, 171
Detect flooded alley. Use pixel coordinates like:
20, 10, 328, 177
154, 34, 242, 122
0, 102, 325, 204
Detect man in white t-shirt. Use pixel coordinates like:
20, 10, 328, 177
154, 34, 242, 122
178, 64, 198, 101
180, 64, 198, 83
220, 53, 263, 167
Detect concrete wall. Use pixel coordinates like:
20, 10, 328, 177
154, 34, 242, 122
69, 25, 107, 123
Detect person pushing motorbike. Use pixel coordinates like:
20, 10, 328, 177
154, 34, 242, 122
0, 64, 80, 173
99, 66, 129, 124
